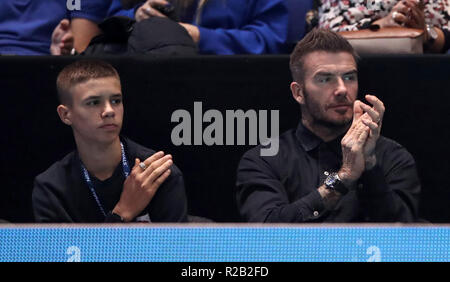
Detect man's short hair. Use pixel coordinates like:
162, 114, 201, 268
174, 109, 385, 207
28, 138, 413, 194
56, 60, 120, 105
289, 29, 359, 83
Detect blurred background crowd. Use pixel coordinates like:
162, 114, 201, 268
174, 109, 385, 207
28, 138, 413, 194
1, 0, 448, 56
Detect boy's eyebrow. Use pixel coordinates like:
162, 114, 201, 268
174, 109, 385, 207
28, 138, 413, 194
82, 93, 122, 101
83, 95, 100, 101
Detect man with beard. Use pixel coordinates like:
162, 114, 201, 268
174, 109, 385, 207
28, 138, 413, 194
236, 29, 420, 223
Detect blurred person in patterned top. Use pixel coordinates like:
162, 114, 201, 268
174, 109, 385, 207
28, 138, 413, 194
318, 0, 450, 53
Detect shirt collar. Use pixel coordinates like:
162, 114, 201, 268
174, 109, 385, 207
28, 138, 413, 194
295, 122, 323, 152
295, 122, 345, 153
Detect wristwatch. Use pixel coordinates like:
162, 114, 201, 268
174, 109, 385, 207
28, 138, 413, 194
425, 24, 438, 46
324, 172, 349, 195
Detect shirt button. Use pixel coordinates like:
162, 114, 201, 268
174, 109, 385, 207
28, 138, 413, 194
313, 211, 319, 217
324, 171, 329, 176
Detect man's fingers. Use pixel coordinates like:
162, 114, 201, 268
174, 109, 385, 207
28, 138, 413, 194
148, 7, 167, 18
365, 95, 385, 120
139, 7, 165, 20
359, 103, 380, 123
138, 7, 151, 20
347, 102, 369, 140
361, 117, 379, 132
150, 0, 170, 8
357, 127, 369, 146
61, 33, 74, 44
60, 47, 72, 55
59, 19, 70, 30
143, 0, 169, 18
344, 110, 367, 146
352, 100, 364, 121
343, 119, 367, 148
141, 3, 152, 16
355, 123, 370, 147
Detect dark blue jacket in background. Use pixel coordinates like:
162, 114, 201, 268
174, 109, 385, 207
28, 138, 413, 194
0, 0, 289, 55
191, 0, 289, 54
0, 0, 134, 55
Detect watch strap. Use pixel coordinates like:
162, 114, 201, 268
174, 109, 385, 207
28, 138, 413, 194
105, 211, 125, 223
325, 172, 349, 195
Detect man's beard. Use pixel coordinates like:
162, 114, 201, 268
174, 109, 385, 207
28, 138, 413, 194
302, 86, 353, 130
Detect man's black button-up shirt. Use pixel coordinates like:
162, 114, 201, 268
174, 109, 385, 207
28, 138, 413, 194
236, 122, 420, 223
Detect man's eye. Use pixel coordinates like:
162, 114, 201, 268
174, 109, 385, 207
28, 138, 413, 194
317, 76, 330, 83
86, 100, 99, 106
343, 74, 357, 81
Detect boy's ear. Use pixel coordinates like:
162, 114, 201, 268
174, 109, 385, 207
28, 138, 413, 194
290, 81, 305, 105
57, 104, 72, 125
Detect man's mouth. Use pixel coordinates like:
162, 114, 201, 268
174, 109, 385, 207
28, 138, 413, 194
329, 104, 351, 110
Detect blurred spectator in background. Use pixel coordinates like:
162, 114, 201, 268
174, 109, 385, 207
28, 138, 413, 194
134, 0, 290, 54
317, 0, 450, 53
0, 0, 134, 55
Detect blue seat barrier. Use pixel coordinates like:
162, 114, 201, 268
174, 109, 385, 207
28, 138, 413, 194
1, 224, 449, 262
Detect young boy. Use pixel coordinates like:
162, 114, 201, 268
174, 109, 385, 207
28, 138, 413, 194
32, 60, 187, 223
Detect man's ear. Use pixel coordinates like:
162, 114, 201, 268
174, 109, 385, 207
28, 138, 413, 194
57, 104, 72, 126
290, 81, 304, 105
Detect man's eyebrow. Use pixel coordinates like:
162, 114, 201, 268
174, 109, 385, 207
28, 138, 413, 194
343, 70, 358, 75
314, 71, 334, 76
314, 70, 358, 76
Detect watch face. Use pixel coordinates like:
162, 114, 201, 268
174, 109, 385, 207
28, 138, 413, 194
325, 173, 349, 195
325, 174, 337, 188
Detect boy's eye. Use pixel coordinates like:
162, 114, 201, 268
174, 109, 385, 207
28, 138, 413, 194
111, 98, 122, 104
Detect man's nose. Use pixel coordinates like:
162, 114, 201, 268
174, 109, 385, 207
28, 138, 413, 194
334, 77, 347, 97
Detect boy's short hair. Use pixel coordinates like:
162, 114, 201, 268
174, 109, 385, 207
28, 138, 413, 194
56, 60, 120, 105
289, 29, 359, 83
